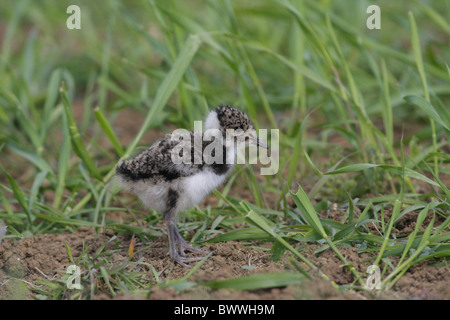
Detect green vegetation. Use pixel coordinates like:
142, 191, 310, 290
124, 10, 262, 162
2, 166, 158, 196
0, 0, 449, 299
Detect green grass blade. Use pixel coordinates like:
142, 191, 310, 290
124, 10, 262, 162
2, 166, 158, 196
325, 163, 440, 187
60, 82, 103, 182
64, 242, 75, 265
0, 0, 29, 71
409, 11, 438, 175
415, 1, 450, 35
205, 227, 270, 243
125, 34, 201, 156
290, 185, 327, 238
165, 254, 212, 288
286, 114, 308, 190
245, 40, 336, 92
35, 214, 102, 228
94, 107, 124, 157
397, 202, 439, 266
6, 143, 54, 177
403, 95, 450, 133
100, 267, 116, 297
381, 59, 394, 146
383, 214, 435, 289
409, 12, 429, 101
243, 202, 339, 288
28, 170, 48, 213
421, 161, 450, 200
0, 163, 32, 228
202, 272, 304, 290
374, 200, 401, 266
53, 113, 71, 210
40, 68, 62, 146
290, 186, 363, 285
245, 207, 314, 269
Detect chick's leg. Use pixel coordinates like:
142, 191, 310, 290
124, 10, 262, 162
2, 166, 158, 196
173, 227, 212, 256
165, 217, 208, 268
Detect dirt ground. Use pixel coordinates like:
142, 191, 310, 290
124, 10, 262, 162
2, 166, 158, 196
1, 211, 449, 300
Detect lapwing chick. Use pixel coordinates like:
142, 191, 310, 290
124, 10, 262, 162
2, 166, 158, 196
116, 105, 268, 267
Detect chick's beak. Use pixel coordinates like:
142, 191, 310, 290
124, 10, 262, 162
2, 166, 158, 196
253, 136, 269, 149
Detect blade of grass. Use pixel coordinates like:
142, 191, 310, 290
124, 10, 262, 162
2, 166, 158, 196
125, 34, 201, 156
381, 59, 394, 146
403, 95, 450, 133
35, 214, 102, 228
64, 242, 75, 265
6, 143, 54, 177
164, 253, 211, 288
289, 2, 307, 119
60, 82, 103, 182
244, 39, 336, 92
415, 1, 450, 36
94, 107, 124, 157
382, 214, 435, 290
202, 272, 304, 290
40, 68, 62, 149
276, 0, 333, 70
243, 202, 339, 288
290, 186, 327, 238
0, 163, 32, 229
28, 170, 48, 213
286, 113, 309, 190
373, 200, 401, 267
205, 227, 270, 243
421, 161, 450, 200
53, 112, 71, 210
100, 266, 116, 297
409, 11, 438, 176
325, 163, 440, 188
0, 0, 29, 72
290, 185, 364, 285
397, 202, 439, 267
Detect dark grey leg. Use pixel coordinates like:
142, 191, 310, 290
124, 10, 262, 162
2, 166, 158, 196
165, 218, 211, 268
173, 227, 212, 256
166, 219, 191, 268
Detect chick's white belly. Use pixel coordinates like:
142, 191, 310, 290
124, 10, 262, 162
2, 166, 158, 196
137, 184, 169, 212
131, 171, 227, 213
181, 171, 227, 209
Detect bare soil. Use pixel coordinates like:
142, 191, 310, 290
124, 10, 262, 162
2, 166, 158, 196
1, 214, 449, 300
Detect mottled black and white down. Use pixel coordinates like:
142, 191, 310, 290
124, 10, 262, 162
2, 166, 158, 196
115, 105, 255, 219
